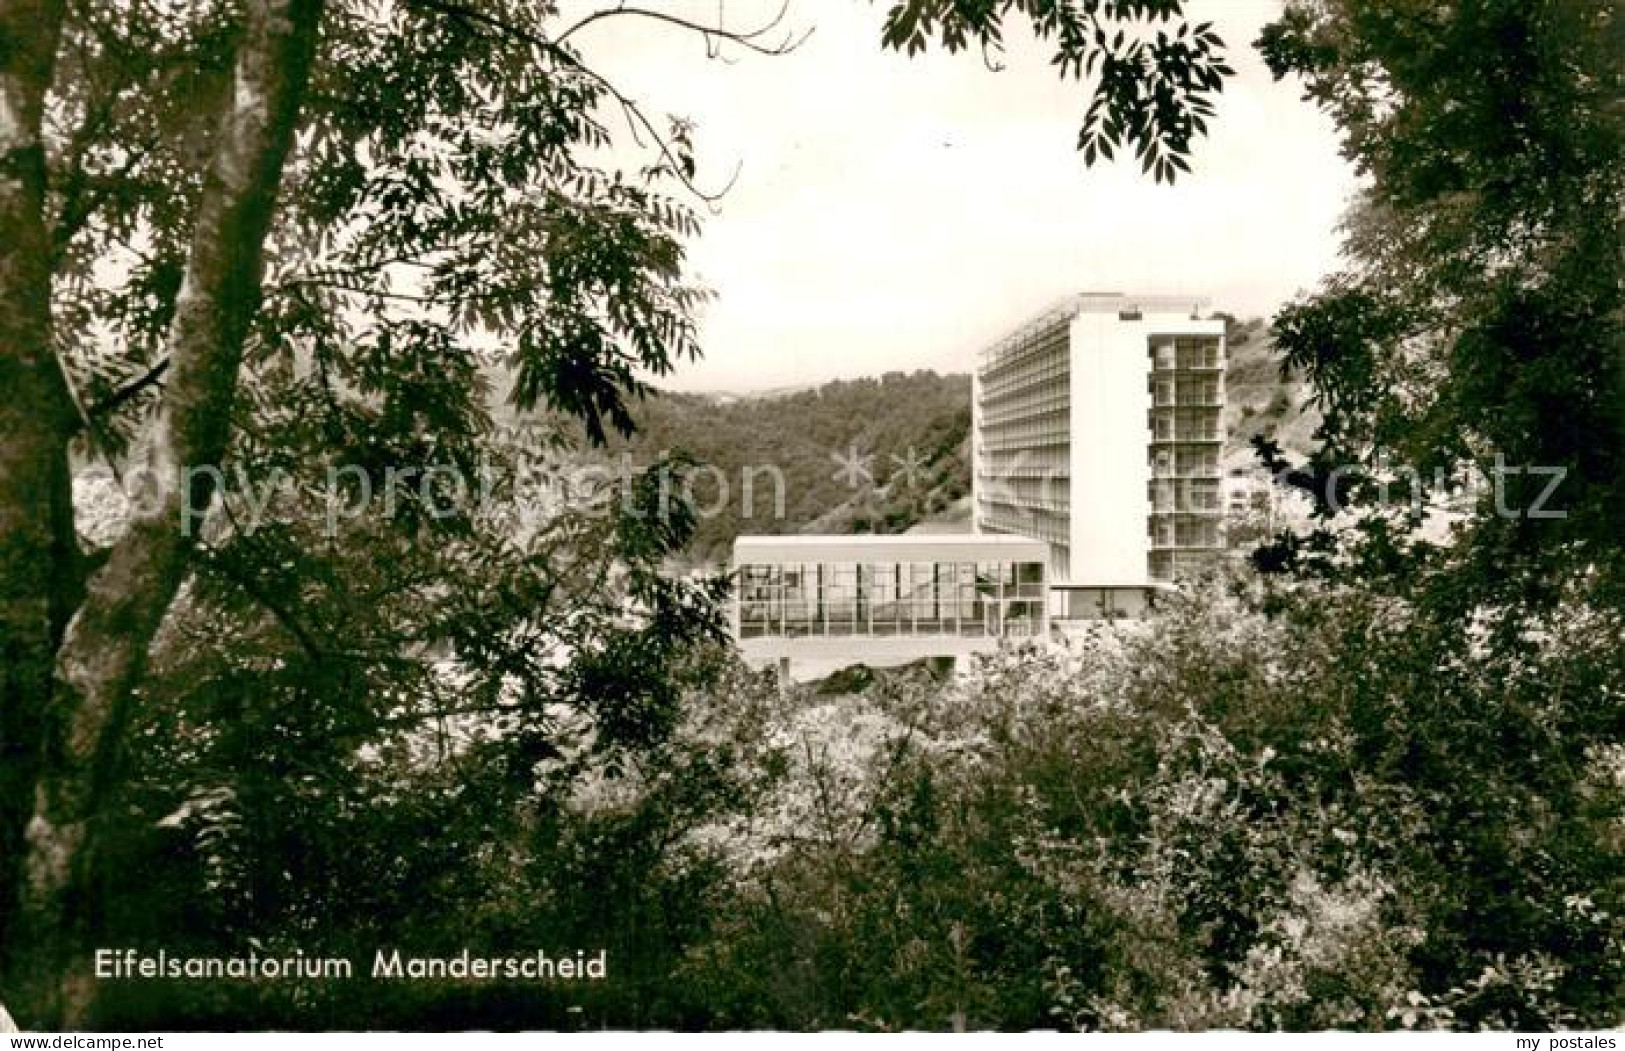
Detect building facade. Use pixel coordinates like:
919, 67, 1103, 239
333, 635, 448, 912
732, 534, 1049, 666
972, 293, 1226, 618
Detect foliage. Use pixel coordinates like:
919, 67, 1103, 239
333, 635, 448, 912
1217, 14, 1625, 1031
56, 0, 709, 459
1250, 0, 1624, 607
680, 574, 1624, 1031
881, 0, 1234, 183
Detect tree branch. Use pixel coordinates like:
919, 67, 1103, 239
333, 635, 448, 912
275, 271, 514, 306
405, 0, 761, 206
554, 1, 810, 57
196, 541, 324, 661
52, 137, 159, 260
84, 356, 170, 421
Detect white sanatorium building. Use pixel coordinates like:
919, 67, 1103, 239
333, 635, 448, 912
732, 292, 1226, 669
973, 293, 1226, 620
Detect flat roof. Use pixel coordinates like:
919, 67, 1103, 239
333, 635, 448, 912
736, 533, 1041, 548
733, 532, 1048, 563
1074, 292, 1211, 315
978, 292, 1216, 362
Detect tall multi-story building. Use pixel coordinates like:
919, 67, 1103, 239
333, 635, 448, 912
972, 293, 1226, 618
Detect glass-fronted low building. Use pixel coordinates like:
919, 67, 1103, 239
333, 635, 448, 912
732, 534, 1049, 666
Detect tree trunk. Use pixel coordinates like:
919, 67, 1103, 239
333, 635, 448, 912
0, 0, 69, 979
13, 0, 324, 1028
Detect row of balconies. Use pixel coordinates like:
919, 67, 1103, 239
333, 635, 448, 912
1148, 481, 1223, 513
993, 477, 1071, 500
980, 390, 1070, 427
979, 512, 1068, 545
1149, 407, 1223, 442
978, 493, 1069, 517
978, 481, 1221, 515
1150, 451, 1221, 477
1151, 393, 1224, 409
1150, 428, 1224, 443
981, 402, 1069, 432
1147, 523, 1222, 551
978, 464, 1070, 480
1149, 338, 1223, 372
1151, 358, 1224, 374
978, 492, 1069, 516
984, 349, 1221, 414
980, 433, 1070, 453
978, 457, 1218, 480
1150, 467, 1222, 481
980, 327, 1070, 387
1150, 380, 1223, 407
979, 359, 1070, 405
982, 333, 1067, 371
980, 456, 1070, 476
978, 461, 1217, 481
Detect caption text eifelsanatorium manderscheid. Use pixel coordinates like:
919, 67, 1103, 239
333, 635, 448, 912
92, 948, 607, 982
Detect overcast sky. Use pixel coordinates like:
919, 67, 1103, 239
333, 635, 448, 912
575, 0, 1360, 393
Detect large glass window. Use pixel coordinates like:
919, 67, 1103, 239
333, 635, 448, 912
869, 562, 899, 634
739, 555, 1050, 639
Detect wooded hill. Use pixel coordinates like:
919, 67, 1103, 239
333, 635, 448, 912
604, 370, 974, 564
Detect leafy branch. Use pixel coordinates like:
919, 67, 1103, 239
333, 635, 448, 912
880, 0, 1233, 183
404, 0, 797, 204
